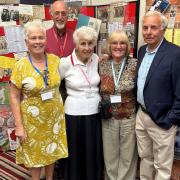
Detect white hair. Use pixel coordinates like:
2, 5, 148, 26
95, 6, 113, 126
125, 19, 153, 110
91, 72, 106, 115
24, 21, 46, 40
143, 10, 168, 30
73, 26, 98, 46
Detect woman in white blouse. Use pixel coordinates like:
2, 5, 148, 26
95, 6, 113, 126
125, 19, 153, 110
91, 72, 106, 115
59, 26, 103, 180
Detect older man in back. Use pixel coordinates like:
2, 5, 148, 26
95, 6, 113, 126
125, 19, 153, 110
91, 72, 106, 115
46, 0, 75, 103
46, 0, 74, 57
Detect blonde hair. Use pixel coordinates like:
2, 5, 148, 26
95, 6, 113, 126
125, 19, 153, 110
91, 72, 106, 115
73, 26, 98, 47
24, 21, 46, 40
107, 30, 130, 58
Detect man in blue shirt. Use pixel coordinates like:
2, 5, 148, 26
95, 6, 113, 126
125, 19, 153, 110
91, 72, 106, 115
136, 10, 180, 180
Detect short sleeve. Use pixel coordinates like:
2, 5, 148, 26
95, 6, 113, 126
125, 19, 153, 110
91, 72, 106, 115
10, 61, 22, 89
59, 57, 67, 80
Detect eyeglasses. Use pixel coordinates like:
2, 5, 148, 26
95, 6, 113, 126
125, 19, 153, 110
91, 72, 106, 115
53, 11, 67, 17
111, 41, 127, 46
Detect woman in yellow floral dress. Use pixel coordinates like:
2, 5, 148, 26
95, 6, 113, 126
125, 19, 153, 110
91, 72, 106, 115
10, 21, 68, 180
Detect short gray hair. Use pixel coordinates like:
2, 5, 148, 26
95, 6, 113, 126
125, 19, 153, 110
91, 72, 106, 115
49, 0, 67, 16
73, 26, 98, 46
143, 10, 168, 30
24, 21, 46, 40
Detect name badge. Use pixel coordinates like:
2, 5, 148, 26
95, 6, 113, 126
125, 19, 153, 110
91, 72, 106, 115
85, 89, 95, 98
110, 95, 121, 104
41, 91, 53, 101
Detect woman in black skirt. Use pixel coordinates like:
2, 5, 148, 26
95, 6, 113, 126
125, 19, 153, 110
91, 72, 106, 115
59, 26, 103, 180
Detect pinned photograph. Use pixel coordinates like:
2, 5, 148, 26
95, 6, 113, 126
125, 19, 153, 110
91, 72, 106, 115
149, 0, 170, 13
77, 14, 102, 35
0, 36, 8, 55
97, 5, 110, 22
109, 3, 124, 22
32, 5, 45, 20
67, 1, 81, 21
68, 6, 79, 21
123, 24, 135, 48
0, 82, 10, 105
0, 5, 19, 22
19, 4, 33, 25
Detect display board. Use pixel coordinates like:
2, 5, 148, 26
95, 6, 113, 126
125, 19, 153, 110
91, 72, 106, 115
0, 0, 139, 151
96, 1, 138, 57
146, 0, 180, 46
0, 1, 95, 151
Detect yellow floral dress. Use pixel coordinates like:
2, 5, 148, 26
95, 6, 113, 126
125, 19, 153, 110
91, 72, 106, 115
10, 53, 68, 168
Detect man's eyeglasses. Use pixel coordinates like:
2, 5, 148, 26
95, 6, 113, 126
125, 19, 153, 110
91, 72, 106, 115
53, 11, 67, 17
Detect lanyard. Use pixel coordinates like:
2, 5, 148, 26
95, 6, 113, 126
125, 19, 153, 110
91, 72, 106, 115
28, 54, 49, 87
70, 55, 92, 88
53, 28, 67, 57
111, 58, 126, 92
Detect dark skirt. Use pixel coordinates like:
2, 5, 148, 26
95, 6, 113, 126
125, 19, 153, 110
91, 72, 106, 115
64, 113, 103, 180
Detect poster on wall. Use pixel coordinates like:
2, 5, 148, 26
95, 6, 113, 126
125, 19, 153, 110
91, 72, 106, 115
0, 127, 9, 151
0, 68, 12, 81
0, 0, 20, 4
0, 5, 19, 23
0, 82, 10, 105
109, 3, 125, 22
149, 0, 170, 13
32, 5, 45, 20
66, 6, 95, 30
123, 2, 136, 24
0, 36, 8, 55
108, 22, 123, 34
97, 5, 109, 39
86, 0, 137, 6
97, 5, 109, 22
96, 1, 137, 57
19, 4, 33, 24
77, 14, 101, 34
0, 105, 14, 128
4, 25, 27, 53
62, 1, 81, 21
123, 24, 135, 48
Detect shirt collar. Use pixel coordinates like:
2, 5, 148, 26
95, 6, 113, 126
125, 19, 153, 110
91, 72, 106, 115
146, 38, 164, 54
53, 25, 66, 37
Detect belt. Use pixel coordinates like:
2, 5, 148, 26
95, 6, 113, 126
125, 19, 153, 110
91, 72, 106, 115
139, 105, 148, 114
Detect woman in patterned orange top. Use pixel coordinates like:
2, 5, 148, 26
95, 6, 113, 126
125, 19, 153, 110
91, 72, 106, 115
10, 21, 68, 180
99, 30, 138, 180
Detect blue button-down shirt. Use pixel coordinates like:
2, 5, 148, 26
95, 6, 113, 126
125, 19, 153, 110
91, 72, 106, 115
137, 40, 163, 107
